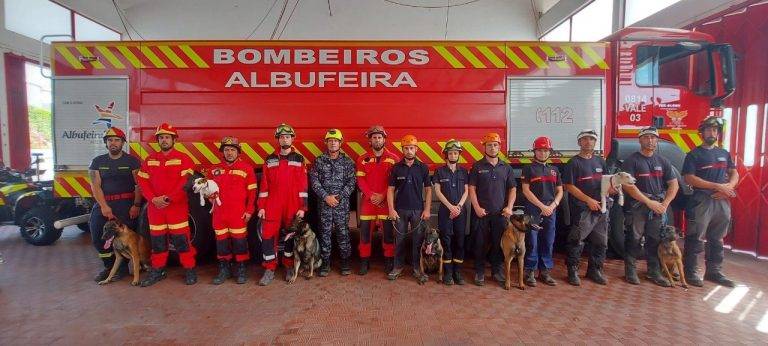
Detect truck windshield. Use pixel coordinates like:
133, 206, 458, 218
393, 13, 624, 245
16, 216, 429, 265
635, 44, 713, 96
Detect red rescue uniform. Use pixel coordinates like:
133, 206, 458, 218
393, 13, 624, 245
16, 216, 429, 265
356, 149, 399, 258
137, 149, 196, 269
210, 159, 257, 262
258, 150, 308, 270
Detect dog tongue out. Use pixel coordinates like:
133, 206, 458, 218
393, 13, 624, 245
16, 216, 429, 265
426, 243, 433, 255
103, 236, 114, 250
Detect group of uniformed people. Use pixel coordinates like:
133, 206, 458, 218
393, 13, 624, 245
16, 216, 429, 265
89, 115, 738, 289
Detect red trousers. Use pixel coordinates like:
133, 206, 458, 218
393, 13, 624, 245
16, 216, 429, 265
213, 207, 249, 262
261, 205, 298, 270
147, 203, 196, 269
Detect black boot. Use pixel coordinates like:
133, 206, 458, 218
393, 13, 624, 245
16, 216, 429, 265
453, 264, 466, 285
704, 270, 736, 288
185, 269, 198, 285
647, 259, 672, 287
524, 269, 537, 287
384, 257, 394, 274
212, 261, 231, 285
624, 257, 640, 285
443, 264, 454, 285
318, 261, 330, 277
539, 269, 556, 286
340, 258, 352, 276
94, 256, 116, 282
259, 269, 275, 286
235, 262, 247, 284
586, 263, 607, 285
140, 267, 167, 287
358, 259, 369, 276
567, 265, 581, 286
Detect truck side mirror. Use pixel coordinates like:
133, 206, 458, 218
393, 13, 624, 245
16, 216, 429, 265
712, 44, 736, 107
653, 116, 665, 129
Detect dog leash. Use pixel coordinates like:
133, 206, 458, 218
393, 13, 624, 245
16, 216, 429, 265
390, 218, 427, 236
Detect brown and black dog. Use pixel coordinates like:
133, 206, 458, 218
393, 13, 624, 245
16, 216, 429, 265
98, 219, 151, 286
418, 225, 444, 285
288, 216, 322, 284
658, 225, 688, 289
500, 213, 533, 290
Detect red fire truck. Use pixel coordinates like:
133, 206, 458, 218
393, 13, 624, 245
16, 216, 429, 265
35, 27, 734, 256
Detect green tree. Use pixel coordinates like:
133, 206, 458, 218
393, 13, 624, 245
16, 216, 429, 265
28, 106, 52, 149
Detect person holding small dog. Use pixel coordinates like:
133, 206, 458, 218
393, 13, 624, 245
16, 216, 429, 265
681, 116, 738, 288
310, 129, 357, 277
387, 134, 432, 281
208, 136, 257, 285
136, 123, 198, 286
257, 123, 309, 286
620, 127, 679, 287
468, 132, 517, 287
88, 127, 142, 283
432, 139, 469, 285
562, 129, 612, 286
520, 136, 562, 287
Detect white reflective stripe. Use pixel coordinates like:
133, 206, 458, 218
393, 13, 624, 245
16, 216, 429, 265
259, 192, 269, 198
283, 252, 293, 257
288, 161, 302, 167
266, 162, 279, 168
263, 254, 276, 261
298, 192, 308, 198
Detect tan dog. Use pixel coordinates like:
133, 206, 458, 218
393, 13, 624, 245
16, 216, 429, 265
658, 225, 688, 289
288, 216, 322, 284
98, 219, 151, 286
500, 213, 532, 290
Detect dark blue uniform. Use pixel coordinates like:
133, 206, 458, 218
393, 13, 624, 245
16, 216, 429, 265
388, 159, 430, 273
681, 146, 736, 278
521, 162, 561, 272
432, 165, 468, 265
469, 158, 516, 278
88, 153, 140, 269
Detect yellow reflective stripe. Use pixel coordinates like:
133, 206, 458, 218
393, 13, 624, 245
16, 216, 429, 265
149, 224, 167, 231
116, 46, 145, 68
240, 143, 265, 164
230, 227, 247, 234
55, 46, 85, 69
158, 45, 188, 68
95, 45, 125, 69
247, 183, 258, 190
453, 259, 464, 264
168, 221, 189, 230
139, 46, 167, 68
179, 45, 209, 68
347, 142, 367, 156
519, 46, 547, 68
455, 46, 485, 68
688, 133, 703, 146
258, 142, 276, 155
259, 192, 269, 197
561, 46, 590, 69
438, 141, 467, 163
417, 142, 444, 164
476, 46, 505, 68
165, 159, 182, 166
359, 215, 377, 220
147, 160, 160, 166
539, 45, 569, 69
303, 142, 323, 158
149, 143, 161, 152
499, 46, 528, 69
377, 215, 389, 220
137, 171, 149, 179
433, 46, 465, 68
214, 228, 229, 236
669, 133, 691, 152
230, 170, 247, 177
181, 169, 194, 176
461, 142, 484, 160
356, 171, 366, 177
582, 45, 608, 69
442, 259, 452, 264
98, 252, 114, 258
64, 176, 90, 197
73, 45, 105, 69
193, 142, 220, 164
173, 143, 201, 164
392, 141, 402, 151
53, 181, 71, 197
383, 158, 396, 164
130, 143, 149, 160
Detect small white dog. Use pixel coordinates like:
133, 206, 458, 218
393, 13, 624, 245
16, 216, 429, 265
192, 177, 221, 212
600, 171, 636, 213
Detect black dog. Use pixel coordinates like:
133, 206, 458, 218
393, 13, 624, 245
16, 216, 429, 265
418, 225, 444, 285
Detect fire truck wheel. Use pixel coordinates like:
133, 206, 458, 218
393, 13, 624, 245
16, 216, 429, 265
19, 207, 62, 246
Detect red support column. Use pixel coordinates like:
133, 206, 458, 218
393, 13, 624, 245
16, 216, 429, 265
3, 53, 31, 170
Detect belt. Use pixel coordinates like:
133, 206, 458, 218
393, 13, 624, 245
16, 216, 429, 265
104, 192, 135, 201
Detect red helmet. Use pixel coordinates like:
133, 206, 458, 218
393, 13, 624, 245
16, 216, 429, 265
154, 123, 178, 138
102, 127, 126, 142
365, 125, 387, 138
533, 136, 552, 150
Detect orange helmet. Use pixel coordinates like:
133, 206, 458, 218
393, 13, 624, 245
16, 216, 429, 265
154, 123, 178, 138
401, 134, 418, 147
365, 125, 387, 138
481, 132, 501, 145
219, 136, 241, 152
533, 136, 552, 150
102, 127, 126, 142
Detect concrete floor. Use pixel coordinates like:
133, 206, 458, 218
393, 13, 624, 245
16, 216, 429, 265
1, 225, 768, 344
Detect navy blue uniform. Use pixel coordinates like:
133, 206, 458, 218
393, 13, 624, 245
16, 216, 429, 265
521, 162, 561, 271
389, 159, 430, 272
562, 155, 609, 270
469, 158, 516, 277
681, 146, 736, 277
88, 153, 140, 268
432, 165, 468, 265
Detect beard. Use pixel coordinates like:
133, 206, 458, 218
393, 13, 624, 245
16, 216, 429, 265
372, 143, 384, 151
280, 144, 291, 150
448, 159, 459, 164
404, 155, 415, 161
108, 147, 122, 155
160, 144, 172, 152
704, 136, 717, 145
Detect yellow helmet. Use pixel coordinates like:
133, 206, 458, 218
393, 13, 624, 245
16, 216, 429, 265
325, 128, 343, 141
